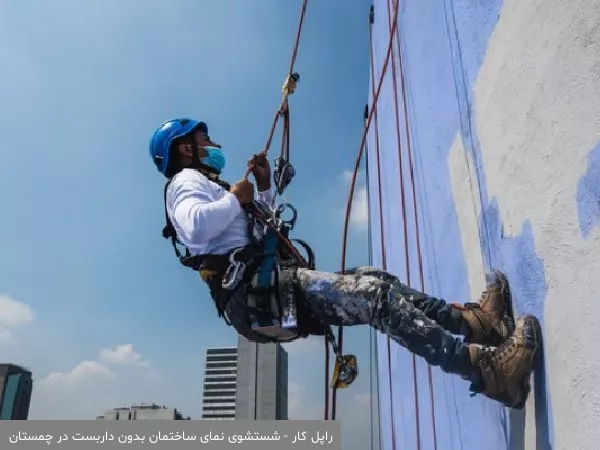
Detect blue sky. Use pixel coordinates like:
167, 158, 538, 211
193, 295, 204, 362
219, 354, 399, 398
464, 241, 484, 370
0, 0, 376, 446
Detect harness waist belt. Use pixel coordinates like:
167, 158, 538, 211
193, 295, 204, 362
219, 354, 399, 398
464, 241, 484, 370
183, 242, 264, 275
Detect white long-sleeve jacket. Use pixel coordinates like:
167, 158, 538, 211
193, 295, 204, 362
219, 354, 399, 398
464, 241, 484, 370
165, 168, 274, 256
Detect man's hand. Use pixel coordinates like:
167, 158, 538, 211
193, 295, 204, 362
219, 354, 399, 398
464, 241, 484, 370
230, 179, 255, 205
248, 152, 271, 191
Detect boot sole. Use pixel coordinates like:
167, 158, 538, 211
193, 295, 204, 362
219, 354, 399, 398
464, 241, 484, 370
511, 314, 543, 410
487, 269, 516, 338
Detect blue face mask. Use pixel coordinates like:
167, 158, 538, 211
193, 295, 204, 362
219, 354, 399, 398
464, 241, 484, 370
199, 146, 226, 172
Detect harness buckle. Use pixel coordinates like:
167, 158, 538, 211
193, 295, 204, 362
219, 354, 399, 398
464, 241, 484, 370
222, 248, 246, 291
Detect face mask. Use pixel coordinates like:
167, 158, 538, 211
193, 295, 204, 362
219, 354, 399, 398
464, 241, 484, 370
199, 146, 226, 172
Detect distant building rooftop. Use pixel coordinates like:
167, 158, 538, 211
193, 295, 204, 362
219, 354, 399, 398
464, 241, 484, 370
96, 403, 190, 420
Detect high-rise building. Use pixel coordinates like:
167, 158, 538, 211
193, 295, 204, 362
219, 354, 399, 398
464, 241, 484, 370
96, 403, 190, 420
0, 364, 33, 420
235, 335, 288, 420
201, 347, 238, 420
201, 336, 288, 421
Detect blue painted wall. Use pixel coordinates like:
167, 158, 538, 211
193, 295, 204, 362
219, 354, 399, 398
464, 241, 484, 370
366, 0, 556, 449
577, 141, 600, 238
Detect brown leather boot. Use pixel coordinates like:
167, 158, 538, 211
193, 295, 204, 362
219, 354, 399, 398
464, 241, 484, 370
466, 314, 541, 409
453, 269, 515, 347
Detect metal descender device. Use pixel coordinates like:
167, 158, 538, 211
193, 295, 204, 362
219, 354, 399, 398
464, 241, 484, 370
325, 327, 358, 389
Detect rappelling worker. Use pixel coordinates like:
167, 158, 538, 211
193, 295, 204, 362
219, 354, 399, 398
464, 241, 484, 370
149, 117, 542, 410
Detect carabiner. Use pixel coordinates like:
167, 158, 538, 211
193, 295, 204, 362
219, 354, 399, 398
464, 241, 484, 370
222, 248, 246, 290
275, 202, 298, 230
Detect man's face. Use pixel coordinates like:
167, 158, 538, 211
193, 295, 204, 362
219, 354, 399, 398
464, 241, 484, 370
176, 128, 217, 165
192, 128, 213, 148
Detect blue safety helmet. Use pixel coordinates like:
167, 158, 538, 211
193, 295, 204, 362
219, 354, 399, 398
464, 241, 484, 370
149, 118, 209, 176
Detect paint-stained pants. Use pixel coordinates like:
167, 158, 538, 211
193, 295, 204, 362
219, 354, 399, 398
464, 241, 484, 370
291, 266, 473, 378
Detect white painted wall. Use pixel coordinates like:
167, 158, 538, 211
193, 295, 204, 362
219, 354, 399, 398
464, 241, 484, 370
452, 1, 600, 448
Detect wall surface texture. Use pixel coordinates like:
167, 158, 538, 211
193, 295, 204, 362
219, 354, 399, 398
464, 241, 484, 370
366, 0, 600, 449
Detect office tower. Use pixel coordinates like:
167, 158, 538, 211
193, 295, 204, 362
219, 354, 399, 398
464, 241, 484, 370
0, 364, 33, 420
235, 335, 288, 420
201, 347, 238, 420
96, 403, 190, 420
201, 336, 289, 420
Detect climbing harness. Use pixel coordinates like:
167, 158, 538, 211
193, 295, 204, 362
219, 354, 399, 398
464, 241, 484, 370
162, 173, 307, 339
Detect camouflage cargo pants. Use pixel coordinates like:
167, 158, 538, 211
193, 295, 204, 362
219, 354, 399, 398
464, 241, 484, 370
290, 266, 473, 378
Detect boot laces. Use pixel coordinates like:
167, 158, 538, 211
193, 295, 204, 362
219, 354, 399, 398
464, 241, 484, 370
494, 335, 517, 362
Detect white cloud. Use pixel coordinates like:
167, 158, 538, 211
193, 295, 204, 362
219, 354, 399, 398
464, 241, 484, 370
351, 186, 369, 230
32, 360, 119, 420
0, 294, 35, 346
38, 361, 117, 388
30, 344, 159, 420
340, 170, 369, 232
281, 335, 323, 357
99, 344, 150, 367
0, 329, 18, 345
0, 294, 35, 326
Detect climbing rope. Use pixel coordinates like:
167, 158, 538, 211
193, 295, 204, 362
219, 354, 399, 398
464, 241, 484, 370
244, 0, 308, 180
386, 0, 439, 446
381, 0, 424, 447
341, 0, 445, 448
338, 0, 401, 434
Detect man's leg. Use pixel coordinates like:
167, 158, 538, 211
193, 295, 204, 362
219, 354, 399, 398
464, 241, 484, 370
369, 267, 516, 347
290, 266, 541, 409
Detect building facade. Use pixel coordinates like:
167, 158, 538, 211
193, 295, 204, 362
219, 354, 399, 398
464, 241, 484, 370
201, 347, 238, 420
96, 403, 189, 420
0, 364, 33, 420
201, 336, 288, 420
235, 335, 288, 420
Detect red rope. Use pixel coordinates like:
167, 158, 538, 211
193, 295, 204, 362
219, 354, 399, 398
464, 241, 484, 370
393, 8, 439, 449
244, 0, 309, 180
368, 6, 395, 450
340, 1, 440, 448
338, 1, 401, 446
370, 17, 397, 450
383, 1, 422, 448
262, 0, 309, 156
